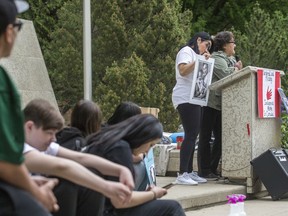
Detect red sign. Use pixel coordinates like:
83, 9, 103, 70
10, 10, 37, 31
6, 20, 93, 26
257, 69, 280, 118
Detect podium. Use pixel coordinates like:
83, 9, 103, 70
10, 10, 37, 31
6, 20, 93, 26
209, 66, 284, 193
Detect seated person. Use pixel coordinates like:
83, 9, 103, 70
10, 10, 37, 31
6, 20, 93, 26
0, 1, 57, 214
106, 101, 148, 191
56, 99, 102, 151
85, 114, 186, 216
106, 101, 142, 125
23, 99, 134, 216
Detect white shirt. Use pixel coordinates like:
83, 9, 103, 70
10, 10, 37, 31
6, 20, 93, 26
23, 142, 60, 156
172, 46, 197, 108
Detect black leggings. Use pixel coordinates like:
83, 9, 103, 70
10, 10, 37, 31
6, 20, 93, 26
177, 103, 202, 173
198, 106, 222, 176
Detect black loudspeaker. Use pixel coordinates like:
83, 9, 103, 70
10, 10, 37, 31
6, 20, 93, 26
250, 149, 288, 200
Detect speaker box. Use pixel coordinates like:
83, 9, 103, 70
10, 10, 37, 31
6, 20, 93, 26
250, 149, 288, 200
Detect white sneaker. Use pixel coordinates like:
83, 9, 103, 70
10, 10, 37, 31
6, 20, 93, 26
189, 171, 207, 183
174, 172, 198, 185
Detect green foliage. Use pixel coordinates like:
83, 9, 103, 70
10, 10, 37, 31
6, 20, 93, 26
20, 0, 66, 50
43, 0, 191, 132
118, 0, 192, 131
181, 0, 288, 35
281, 115, 288, 149
91, 0, 128, 86
233, 4, 288, 74
96, 53, 151, 120
45, 0, 83, 114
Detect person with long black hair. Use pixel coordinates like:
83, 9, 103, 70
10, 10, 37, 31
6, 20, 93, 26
172, 32, 212, 185
85, 114, 186, 216
106, 101, 149, 191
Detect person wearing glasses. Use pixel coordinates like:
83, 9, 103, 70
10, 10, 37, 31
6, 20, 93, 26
0, 1, 59, 215
172, 32, 212, 185
198, 31, 243, 180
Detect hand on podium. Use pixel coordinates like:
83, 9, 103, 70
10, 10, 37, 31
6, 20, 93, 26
235, 60, 243, 71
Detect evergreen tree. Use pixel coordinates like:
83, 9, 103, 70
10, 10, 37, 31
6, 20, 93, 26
91, 0, 128, 87
181, 0, 288, 35
46, 0, 192, 131
117, 0, 192, 130
45, 0, 83, 114
20, 0, 67, 50
97, 53, 151, 118
234, 3, 288, 86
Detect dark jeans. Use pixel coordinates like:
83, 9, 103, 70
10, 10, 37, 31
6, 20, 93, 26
0, 181, 51, 216
52, 178, 104, 216
198, 106, 222, 176
177, 103, 202, 173
109, 199, 185, 216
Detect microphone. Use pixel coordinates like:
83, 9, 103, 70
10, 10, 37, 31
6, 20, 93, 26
235, 55, 240, 62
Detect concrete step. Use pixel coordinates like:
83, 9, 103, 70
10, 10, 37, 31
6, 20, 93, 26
154, 147, 199, 176
157, 176, 246, 210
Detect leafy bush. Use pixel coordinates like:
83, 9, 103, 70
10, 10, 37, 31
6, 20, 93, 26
281, 114, 288, 149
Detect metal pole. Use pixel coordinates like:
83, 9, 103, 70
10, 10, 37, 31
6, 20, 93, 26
83, 0, 92, 100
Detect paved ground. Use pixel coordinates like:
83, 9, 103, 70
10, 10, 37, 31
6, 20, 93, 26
156, 176, 288, 216
185, 197, 288, 216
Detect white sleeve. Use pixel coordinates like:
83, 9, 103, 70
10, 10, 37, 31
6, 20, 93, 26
176, 46, 196, 66
23, 143, 37, 154
45, 142, 60, 156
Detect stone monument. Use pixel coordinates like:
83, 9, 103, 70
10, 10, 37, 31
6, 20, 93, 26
0, 19, 58, 109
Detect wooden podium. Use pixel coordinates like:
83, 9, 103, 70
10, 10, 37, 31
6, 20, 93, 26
209, 66, 284, 193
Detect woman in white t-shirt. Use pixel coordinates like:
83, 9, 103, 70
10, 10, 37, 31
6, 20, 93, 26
172, 32, 212, 185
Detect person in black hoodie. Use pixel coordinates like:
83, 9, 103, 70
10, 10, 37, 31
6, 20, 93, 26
54, 99, 105, 216
56, 99, 102, 151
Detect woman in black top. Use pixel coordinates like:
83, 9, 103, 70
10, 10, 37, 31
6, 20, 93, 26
86, 114, 186, 216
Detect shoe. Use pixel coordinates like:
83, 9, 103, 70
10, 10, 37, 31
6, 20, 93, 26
174, 172, 198, 185
189, 171, 207, 183
202, 173, 219, 181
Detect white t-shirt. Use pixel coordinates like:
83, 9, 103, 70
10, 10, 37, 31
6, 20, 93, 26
172, 46, 197, 108
23, 142, 60, 156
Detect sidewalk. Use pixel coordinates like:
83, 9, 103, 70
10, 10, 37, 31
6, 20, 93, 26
156, 176, 288, 216
185, 197, 288, 216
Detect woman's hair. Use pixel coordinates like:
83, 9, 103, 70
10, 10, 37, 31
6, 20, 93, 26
212, 31, 234, 52
70, 100, 102, 136
107, 101, 141, 125
183, 31, 211, 54
87, 114, 163, 150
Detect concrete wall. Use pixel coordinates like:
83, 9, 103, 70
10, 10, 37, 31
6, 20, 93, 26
0, 19, 58, 110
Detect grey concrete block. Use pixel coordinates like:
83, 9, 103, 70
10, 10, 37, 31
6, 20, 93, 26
0, 19, 58, 110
